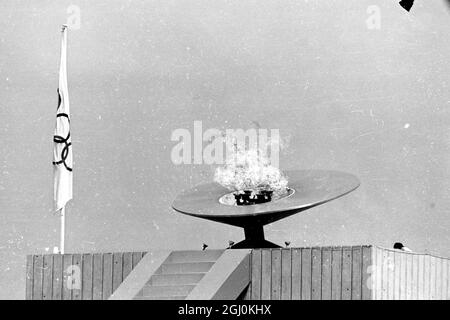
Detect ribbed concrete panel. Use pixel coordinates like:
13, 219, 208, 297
26, 251, 147, 300
249, 246, 373, 300
370, 246, 450, 300
26, 246, 450, 300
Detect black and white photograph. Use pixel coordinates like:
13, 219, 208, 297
1, 0, 449, 305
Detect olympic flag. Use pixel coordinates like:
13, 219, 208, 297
53, 25, 72, 253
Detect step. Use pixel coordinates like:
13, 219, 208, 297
161, 262, 215, 274
166, 250, 224, 263
133, 295, 186, 300
142, 284, 196, 297
149, 273, 205, 286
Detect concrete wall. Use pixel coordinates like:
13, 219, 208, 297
247, 246, 450, 300
370, 246, 450, 300
247, 246, 372, 300
25, 251, 146, 300
26, 246, 450, 300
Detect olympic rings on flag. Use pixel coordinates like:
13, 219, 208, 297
53, 88, 72, 172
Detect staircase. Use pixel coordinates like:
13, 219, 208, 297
133, 250, 224, 300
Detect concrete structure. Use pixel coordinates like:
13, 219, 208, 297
26, 245, 450, 300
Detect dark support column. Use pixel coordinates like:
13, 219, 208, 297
230, 224, 281, 249
244, 224, 265, 242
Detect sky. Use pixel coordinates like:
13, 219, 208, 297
0, 0, 449, 299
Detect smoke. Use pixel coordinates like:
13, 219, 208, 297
214, 134, 289, 194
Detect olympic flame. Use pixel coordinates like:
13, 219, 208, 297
214, 138, 288, 195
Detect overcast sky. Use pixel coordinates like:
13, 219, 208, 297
1, 0, 449, 299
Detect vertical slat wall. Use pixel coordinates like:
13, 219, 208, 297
25, 251, 146, 300
370, 246, 450, 300
27, 246, 450, 300
249, 246, 373, 300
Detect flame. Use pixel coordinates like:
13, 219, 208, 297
214, 141, 288, 195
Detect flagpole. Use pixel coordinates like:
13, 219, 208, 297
56, 24, 69, 255
60, 206, 66, 254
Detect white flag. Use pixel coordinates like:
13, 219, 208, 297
53, 25, 72, 211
